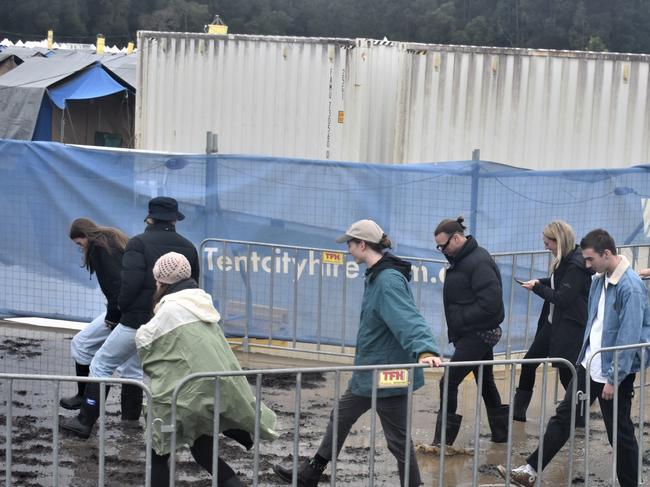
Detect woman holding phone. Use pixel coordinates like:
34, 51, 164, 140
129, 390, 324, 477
513, 221, 591, 423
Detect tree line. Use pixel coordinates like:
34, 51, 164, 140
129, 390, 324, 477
1, 0, 649, 53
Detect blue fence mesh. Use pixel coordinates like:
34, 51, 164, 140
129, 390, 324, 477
1, 139, 649, 353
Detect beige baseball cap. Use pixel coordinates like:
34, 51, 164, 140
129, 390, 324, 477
335, 219, 384, 244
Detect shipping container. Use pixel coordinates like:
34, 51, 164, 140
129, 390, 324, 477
136, 32, 650, 169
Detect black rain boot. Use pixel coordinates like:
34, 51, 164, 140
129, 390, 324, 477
273, 457, 326, 486
432, 412, 462, 446
487, 405, 510, 443
223, 429, 254, 450
60, 382, 108, 439
513, 388, 533, 422
60, 362, 90, 410
120, 384, 143, 421
221, 476, 245, 487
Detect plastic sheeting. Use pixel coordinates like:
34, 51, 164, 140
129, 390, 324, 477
0, 139, 649, 351
47, 63, 128, 109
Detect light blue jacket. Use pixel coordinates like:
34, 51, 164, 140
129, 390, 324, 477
577, 256, 650, 384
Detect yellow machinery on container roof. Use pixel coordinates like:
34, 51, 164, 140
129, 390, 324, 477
205, 15, 228, 35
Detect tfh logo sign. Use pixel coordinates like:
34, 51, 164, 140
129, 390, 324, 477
378, 369, 410, 388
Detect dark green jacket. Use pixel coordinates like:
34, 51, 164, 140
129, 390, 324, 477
350, 253, 439, 397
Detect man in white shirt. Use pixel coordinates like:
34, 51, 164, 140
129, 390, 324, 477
498, 229, 650, 487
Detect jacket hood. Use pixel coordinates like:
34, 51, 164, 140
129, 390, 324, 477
564, 245, 590, 271
366, 252, 412, 282
154, 288, 221, 323
445, 235, 478, 265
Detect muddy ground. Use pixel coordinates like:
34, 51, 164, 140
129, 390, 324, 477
1, 324, 649, 486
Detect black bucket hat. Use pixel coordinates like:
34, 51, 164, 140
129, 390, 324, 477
146, 196, 185, 221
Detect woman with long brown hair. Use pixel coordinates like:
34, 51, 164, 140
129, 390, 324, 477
59, 218, 143, 422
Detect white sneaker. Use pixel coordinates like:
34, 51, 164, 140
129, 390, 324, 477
496, 463, 537, 487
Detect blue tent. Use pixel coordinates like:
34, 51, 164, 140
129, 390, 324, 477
48, 63, 128, 109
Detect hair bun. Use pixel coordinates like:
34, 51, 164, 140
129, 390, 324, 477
456, 216, 465, 224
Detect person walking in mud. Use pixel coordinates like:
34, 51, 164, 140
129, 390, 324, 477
512, 221, 591, 424
432, 216, 508, 446
61, 197, 200, 439
273, 219, 441, 487
136, 252, 278, 487
498, 229, 650, 487
60, 218, 144, 421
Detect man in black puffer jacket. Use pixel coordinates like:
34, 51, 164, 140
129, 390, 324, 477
61, 197, 200, 439
118, 198, 200, 329
431, 216, 508, 447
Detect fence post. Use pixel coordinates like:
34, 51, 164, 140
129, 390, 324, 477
470, 150, 480, 239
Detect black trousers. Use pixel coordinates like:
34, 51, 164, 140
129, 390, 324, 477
527, 367, 638, 487
316, 389, 422, 487
517, 321, 573, 392
440, 333, 503, 415
151, 435, 237, 487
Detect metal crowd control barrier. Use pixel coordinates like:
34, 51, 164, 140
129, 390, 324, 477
199, 238, 553, 359
584, 342, 650, 487
199, 238, 650, 361
1, 375, 153, 487
163, 357, 577, 487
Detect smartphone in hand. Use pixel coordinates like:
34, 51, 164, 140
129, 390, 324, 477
514, 277, 527, 285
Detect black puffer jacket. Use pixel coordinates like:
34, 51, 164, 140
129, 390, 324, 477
532, 245, 592, 364
88, 243, 123, 324
118, 222, 200, 329
442, 236, 504, 343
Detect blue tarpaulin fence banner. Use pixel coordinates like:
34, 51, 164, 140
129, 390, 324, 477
1, 139, 649, 353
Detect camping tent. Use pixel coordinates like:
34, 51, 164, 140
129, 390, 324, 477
0, 51, 134, 146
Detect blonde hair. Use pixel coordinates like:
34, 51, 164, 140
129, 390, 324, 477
543, 220, 575, 272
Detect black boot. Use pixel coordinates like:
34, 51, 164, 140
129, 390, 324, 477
60, 362, 90, 410
487, 405, 510, 443
221, 476, 244, 487
223, 429, 254, 450
273, 457, 326, 486
513, 388, 533, 422
120, 384, 143, 421
60, 382, 108, 439
432, 412, 462, 446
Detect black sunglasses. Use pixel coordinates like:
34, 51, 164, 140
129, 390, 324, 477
436, 233, 457, 251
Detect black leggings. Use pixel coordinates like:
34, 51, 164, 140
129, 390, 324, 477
517, 321, 573, 392
151, 435, 237, 487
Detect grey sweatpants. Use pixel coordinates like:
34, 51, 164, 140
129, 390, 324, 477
316, 389, 422, 487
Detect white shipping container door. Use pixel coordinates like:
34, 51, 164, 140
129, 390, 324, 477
136, 32, 352, 159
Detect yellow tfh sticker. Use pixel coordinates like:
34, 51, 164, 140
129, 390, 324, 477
322, 251, 344, 265
378, 369, 409, 388
338, 111, 345, 123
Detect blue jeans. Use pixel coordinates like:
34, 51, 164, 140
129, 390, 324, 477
88, 321, 142, 380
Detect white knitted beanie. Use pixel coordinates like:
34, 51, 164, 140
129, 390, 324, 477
153, 252, 191, 284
